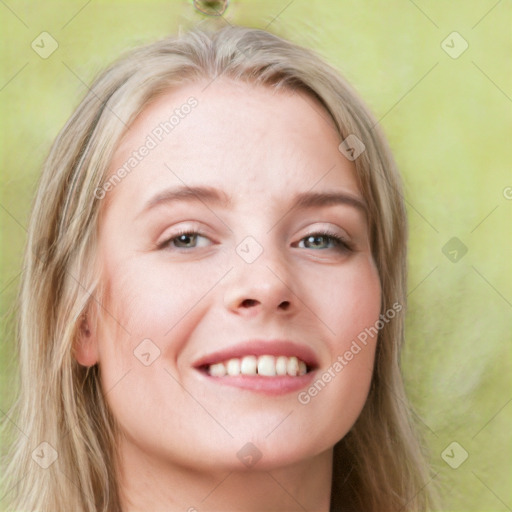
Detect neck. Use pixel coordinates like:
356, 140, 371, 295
117, 439, 333, 512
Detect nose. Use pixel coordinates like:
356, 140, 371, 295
223, 256, 295, 318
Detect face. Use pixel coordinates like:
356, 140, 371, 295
80, 79, 381, 472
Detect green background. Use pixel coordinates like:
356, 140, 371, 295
1, 1, 511, 510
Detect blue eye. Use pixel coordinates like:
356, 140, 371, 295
298, 232, 352, 252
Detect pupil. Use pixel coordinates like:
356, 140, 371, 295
179, 234, 194, 246
309, 236, 323, 247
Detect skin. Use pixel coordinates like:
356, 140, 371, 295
76, 78, 381, 511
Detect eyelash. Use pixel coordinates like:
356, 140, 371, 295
159, 228, 353, 253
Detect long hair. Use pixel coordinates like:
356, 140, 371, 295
2, 25, 436, 511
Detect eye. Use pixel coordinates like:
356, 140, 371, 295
159, 230, 211, 250
296, 230, 352, 252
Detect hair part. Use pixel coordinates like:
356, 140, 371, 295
2, 25, 437, 511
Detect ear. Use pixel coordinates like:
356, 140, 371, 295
74, 311, 99, 367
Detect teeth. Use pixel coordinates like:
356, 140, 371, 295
257, 355, 276, 376
240, 355, 257, 375
275, 356, 288, 376
287, 356, 299, 376
207, 355, 309, 377
209, 363, 226, 377
226, 358, 241, 376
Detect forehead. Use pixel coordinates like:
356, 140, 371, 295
107, 78, 360, 209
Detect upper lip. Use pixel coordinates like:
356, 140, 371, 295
193, 339, 319, 370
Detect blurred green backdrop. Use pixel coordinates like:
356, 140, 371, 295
1, 1, 511, 511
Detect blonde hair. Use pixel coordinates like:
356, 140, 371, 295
2, 25, 437, 511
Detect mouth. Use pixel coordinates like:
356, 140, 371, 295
192, 339, 319, 394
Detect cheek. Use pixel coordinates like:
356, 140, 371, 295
102, 253, 217, 329
93, 257, 216, 446
95, 256, 225, 387
308, 255, 382, 344
300, 255, 381, 433
293, 256, 381, 431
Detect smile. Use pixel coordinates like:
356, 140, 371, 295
206, 355, 309, 377
192, 339, 319, 394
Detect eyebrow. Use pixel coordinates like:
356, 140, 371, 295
140, 186, 367, 216
292, 191, 367, 214
141, 186, 231, 214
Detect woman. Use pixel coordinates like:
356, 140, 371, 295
2, 25, 437, 511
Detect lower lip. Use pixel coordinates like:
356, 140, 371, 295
195, 370, 317, 395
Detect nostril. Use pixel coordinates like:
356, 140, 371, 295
241, 299, 259, 308
237, 299, 291, 310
